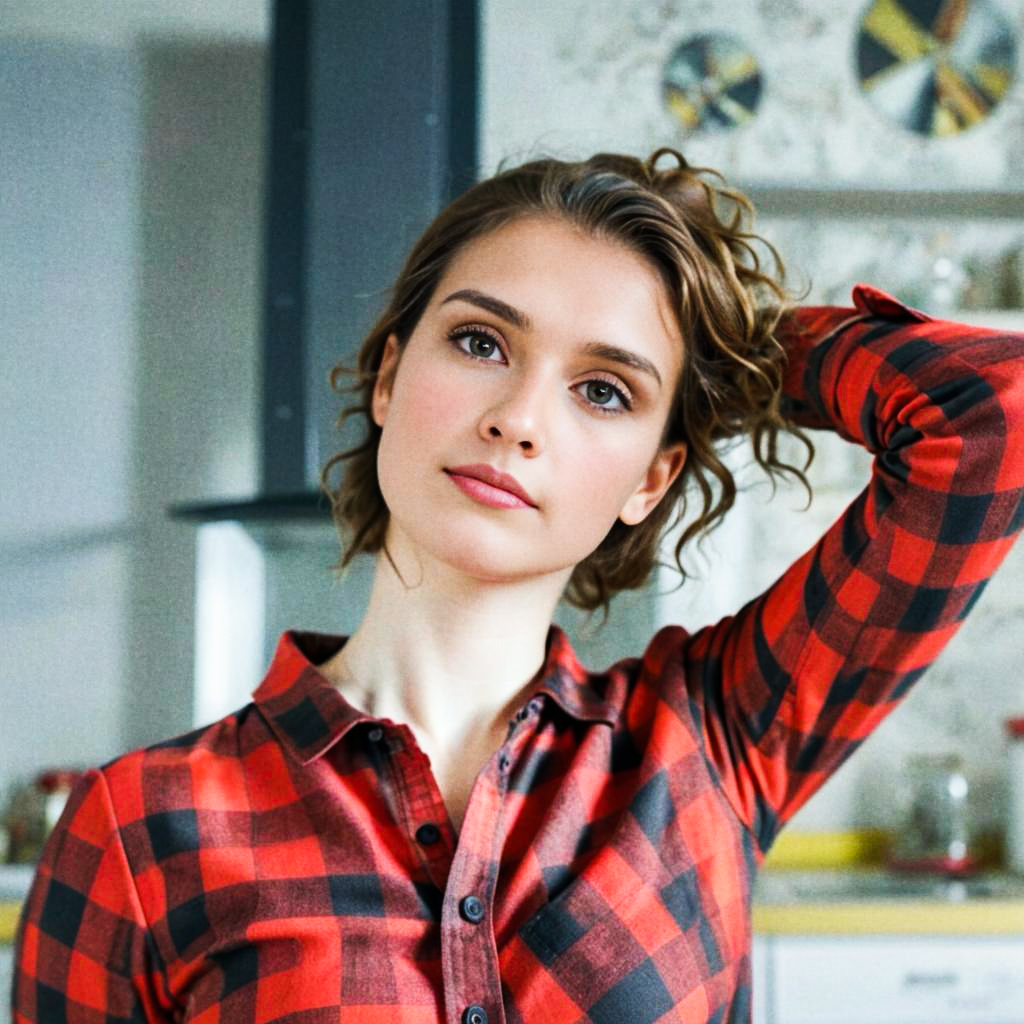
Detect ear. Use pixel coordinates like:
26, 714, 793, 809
371, 333, 401, 428
618, 442, 688, 526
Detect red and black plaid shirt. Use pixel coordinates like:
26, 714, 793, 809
14, 288, 1024, 1022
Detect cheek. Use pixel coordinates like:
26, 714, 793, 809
559, 437, 655, 519
389, 360, 468, 432
376, 359, 469, 499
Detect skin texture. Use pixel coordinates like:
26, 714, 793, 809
321, 215, 688, 830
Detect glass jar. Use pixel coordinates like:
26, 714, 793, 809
1008, 718, 1024, 875
889, 753, 976, 874
3, 769, 81, 864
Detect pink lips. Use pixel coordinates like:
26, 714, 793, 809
445, 464, 537, 509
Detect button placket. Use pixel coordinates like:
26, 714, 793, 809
441, 797, 506, 1024
497, 701, 539, 783
387, 725, 454, 887
505, 694, 544, 740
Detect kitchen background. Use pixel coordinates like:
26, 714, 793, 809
2, 0, 1024, 1012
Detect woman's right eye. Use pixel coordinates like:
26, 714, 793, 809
449, 327, 505, 362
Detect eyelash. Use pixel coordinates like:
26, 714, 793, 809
447, 325, 634, 414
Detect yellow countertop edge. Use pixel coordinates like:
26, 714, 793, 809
753, 900, 1024, 935
5, 898, 1023, 943
762, 829, 890, 870
1, 902, 22, 945
762, 828, 1006, 871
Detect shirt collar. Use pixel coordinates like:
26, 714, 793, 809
533, 624, 619, 725
252, 631, 370, 764
252, 625, 619, 765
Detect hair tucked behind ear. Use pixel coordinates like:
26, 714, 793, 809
321, 147, 812, 616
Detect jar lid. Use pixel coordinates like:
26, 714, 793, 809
1007, 717, 1024, 739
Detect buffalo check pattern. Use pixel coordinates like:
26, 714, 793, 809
14, 287, 1024, 1022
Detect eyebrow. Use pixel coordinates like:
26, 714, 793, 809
440, 288, 664, 388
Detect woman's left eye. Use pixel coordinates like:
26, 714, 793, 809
578, 378, 631, 413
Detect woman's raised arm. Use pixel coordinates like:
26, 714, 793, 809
663, 285, 1024, 855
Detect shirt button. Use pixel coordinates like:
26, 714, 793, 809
415, 823, 441, 846
367, 726, 384, 743
528, 697, 543, 714
497, 753, 510, 773
459, 895, 486, 924
462, 1006, 488, 1024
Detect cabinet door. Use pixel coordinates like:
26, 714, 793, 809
752, 934, 770, 1024
772, 936, 1024, 1024
0, 944, 12, 1024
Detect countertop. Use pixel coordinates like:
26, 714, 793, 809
0, 866, 33, 945
0, 903, 19, 945
754, 868, 1024, 935
3, 866, 1024, 945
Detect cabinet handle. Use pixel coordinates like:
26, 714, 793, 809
902, 972, 958, 988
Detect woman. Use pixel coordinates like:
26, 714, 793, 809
13, 149, 1024, 1022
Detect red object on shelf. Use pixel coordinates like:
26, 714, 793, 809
886, 853, 981, 877
36, 769, 82, 794
1006, 717, 1024, 739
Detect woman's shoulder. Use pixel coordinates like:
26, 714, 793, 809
573, 623, 695, 715
94, 701, 269, 820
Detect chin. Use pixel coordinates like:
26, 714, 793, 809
383, 486, 604, 585
403, 524, 574, 587
433, 537, 553, 584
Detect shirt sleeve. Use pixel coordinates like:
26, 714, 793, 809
12, 770, 173, 1022
678, 284, 1024, 855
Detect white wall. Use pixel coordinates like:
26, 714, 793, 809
125, 40, 264, 750
0, 29, 265, 805
0, 40, 142, 795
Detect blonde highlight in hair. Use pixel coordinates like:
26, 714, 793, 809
321, 148, 811, 614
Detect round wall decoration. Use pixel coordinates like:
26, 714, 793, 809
662, 33, 763, 134
856, 0, 1017, 136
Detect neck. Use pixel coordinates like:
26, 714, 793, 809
323, 541, 571, 752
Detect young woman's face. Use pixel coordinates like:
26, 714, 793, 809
372, 215, 688, 587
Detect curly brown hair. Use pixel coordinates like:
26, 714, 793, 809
321, 147, 811, 614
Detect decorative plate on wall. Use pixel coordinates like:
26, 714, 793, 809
856, 0, 1017, 136
662, 33, 763, 134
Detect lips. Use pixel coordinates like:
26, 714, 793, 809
445, 464, 537, 508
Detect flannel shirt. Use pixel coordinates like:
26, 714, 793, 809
13, 287, 1024, 1023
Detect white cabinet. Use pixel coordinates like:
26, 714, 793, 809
759, 935, 1024, 1024
752, 934, 770, 1024
0, 944, 12, 1024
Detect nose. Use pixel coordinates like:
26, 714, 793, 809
478, 375, 545, 454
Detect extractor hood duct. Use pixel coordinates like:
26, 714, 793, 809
176, 0, 479, 523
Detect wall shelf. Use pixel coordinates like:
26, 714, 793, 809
740, 183, 1024, 220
